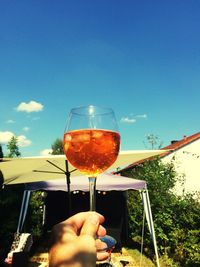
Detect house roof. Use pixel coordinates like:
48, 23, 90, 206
162, 132, 200, 151
117, 132, 200, 173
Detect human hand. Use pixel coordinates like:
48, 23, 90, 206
49, 211, 110, 267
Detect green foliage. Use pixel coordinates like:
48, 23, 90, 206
122, 157, 200, 266
51, 138, 64, 155
6, 136, 21, 158
0, 186, 44, 254
171, 229, 200, 266
0, 185, 24, 249
25, 191, 44, 237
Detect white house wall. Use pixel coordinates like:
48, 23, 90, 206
162, 139, 200, 195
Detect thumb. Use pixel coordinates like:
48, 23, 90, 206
80, 213, 99, 237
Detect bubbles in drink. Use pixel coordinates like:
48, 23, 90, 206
63, 129, 120, 176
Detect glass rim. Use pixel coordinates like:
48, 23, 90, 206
70, 105, 115, 116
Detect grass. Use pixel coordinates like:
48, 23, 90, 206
123, 247, 171, 267
120, 247, 156, 267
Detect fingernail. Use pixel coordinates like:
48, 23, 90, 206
88, 214, 99, 225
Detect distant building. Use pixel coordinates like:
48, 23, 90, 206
161, 132, 200, 195
119, 132, 200, 196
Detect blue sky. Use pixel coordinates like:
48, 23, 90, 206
0, 0, 199, 157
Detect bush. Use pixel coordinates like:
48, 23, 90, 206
25, 191, 44, 237
122, 157, 200, 266
0, 186, 44, 254
0, 185, 24, 250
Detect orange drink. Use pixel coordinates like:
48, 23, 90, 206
64, 129, 120, 176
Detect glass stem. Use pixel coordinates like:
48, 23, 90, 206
88, 177, 97, 211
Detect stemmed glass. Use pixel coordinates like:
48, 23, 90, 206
63, 105, 120, 212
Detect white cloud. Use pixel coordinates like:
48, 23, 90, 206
17, 135, 32, 147
0, 131, 14, 144
6, 119, 15, 124
40, 149, 53, 156
120, 117, 136, 124
23, 127, 30, 132
16, 100, 44, 113
120, 113, 148, 124
0, 131, 31, 147
136, 114, 147, 119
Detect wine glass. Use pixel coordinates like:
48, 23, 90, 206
63, 105, 120, 211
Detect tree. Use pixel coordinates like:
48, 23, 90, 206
51, 138, 64, 155
7, 136, 21, 158
121, 157, 200, 266
143, 134, 163, 149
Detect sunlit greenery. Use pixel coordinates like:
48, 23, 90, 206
122, 158, 200, 267
6, 136, 21, 158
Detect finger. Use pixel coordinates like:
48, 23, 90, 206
67, 211, 105, 233
80, 213, 100, 237
96, 239, 108, 251
96, 239, 112, 261
97, 251, 110, 261
51, 212, 105, 245
97, 225, 107, 237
